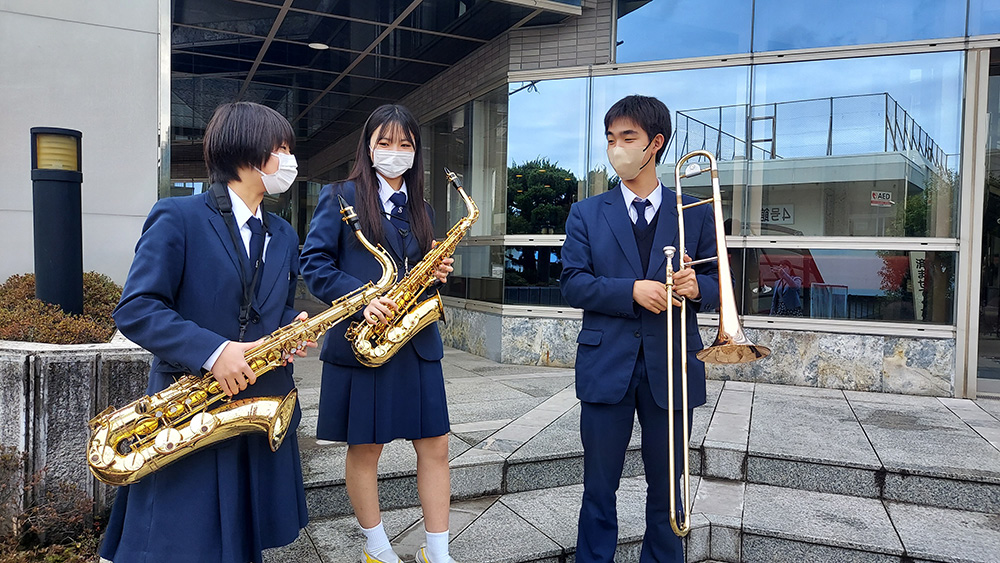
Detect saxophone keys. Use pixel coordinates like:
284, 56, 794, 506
189, 412, 218, 435
401, 313, 419, 330
387, 327, 406, 343
165, 403, 186, 419
89, 445, 116, 468
133, 417, 160, 437
122, 451, 145, 472
153, 427, 184, 454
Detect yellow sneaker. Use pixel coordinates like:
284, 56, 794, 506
362, 546, 403, 563
414, 547, 458, 563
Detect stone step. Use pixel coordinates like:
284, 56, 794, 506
299, 379, 1000, 520
698, 382, 1000, 516
265, 477, 1000, 563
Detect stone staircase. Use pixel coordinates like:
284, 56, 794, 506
265, 346, 1000, 563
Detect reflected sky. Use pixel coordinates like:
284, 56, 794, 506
616, 0, 751, 62
753, 0, 965, 52
508, 52, 963, 178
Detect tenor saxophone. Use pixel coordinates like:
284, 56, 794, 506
347, 168, 478, 367
88, 195, 396, 486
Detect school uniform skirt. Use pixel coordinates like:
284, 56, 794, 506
317, 342, 450, 445
99, 408, 308, 563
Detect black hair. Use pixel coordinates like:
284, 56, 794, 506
346, 104, 433, 254
203, 102, 295, 185
603, 95, 672, 165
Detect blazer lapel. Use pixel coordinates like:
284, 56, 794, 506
602, 187, 644, 279
646, 190, 680, 279
381, 214, 406, 270
205, 196, 245, 279
255, 224, 289, 305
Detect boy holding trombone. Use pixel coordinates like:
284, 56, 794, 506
561, 95, 720, 562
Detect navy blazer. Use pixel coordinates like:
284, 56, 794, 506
300, 181, 444, 367
113, 188, 301, 400
560, 185, 720, 410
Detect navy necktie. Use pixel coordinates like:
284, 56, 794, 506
389, 191, 408, 235
632, 198, 651, 229
247, 216, 265, 279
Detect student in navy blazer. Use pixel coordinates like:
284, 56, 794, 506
561, 95, 720, 563
300, 105, 458, 563
100, 102, 311, 563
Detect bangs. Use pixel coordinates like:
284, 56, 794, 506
372, 119, 416, 146
204, 102, 295, 184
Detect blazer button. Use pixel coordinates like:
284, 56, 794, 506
634, 330, 641, 338
251, 313, 261, 324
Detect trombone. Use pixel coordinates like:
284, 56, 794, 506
663, 150, 771, 536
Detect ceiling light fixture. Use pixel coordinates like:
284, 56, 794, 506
308, 42, 330, 50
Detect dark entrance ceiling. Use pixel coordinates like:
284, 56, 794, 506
171, 0, 571, 166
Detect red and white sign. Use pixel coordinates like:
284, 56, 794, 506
871, 191, 893, 207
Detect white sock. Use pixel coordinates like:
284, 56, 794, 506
425, 529, 450, 562
361, 521, 395, 560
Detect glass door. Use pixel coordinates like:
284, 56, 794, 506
976, 50, 1000, 395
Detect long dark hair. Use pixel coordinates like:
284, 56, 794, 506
346, 104, 433, 254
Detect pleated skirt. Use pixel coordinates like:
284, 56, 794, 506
99, 426, 308, 563
317, 343, 450, 445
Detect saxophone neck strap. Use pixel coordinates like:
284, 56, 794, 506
209, 182, 265, 341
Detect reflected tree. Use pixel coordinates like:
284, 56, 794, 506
507, 158, 578, 234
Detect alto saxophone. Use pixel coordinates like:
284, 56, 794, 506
88, 195, 396, 486
348, 168, 478, 367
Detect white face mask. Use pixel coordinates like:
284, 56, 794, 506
372, 147, 415, 179
256, 152, 298, 195
607, 139, 655, 181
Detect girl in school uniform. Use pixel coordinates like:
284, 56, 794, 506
300, 104, 457, 563
100, 101, 311, 563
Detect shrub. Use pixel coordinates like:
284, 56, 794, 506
0, 273, 121, 345
0, 445, 98, 563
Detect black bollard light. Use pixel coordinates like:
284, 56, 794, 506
30, 127, 84, 315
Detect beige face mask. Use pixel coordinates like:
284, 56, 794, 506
607, 138, 655, 181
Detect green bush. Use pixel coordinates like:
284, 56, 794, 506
0, 273, 121, 344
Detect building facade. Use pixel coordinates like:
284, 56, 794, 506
5, 0, 1000, 398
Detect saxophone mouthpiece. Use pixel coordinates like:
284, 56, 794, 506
444, 167, 463, 189
338, 194, 361, 231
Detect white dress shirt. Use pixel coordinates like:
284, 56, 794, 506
620, 181, 663, 225
376, 173, 409, 215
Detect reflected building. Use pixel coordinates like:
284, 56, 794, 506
6, 0, 1000, 397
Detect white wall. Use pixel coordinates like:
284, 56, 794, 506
0, 1, 162, 284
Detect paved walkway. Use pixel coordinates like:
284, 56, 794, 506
264, 310, 1000, 562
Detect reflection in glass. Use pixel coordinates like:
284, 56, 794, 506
423, 105, 470, 239
731, 248, 955, 324
746, 53, 963, 237
616, 0, 751, 62
505, 246, 568, 306
970, 1, 1000, 36
508, 78, 589, 229
752, 0, 966, 52
439, 245, 504, 304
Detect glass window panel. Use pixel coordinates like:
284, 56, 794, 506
423, 105, 471, 239
730, 248, 955, 324
507, 78, 590, 234
440, 245, 505, 304
970, 0, 1000, 36
505, 246, 568, 306
616, 0, 752, 62
746, 53, 963, 237
467, 86, 508, 236
591, 67, 750, 232
752, 0, 966, 52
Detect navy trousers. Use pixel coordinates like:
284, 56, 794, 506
577, 350, 692, 563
